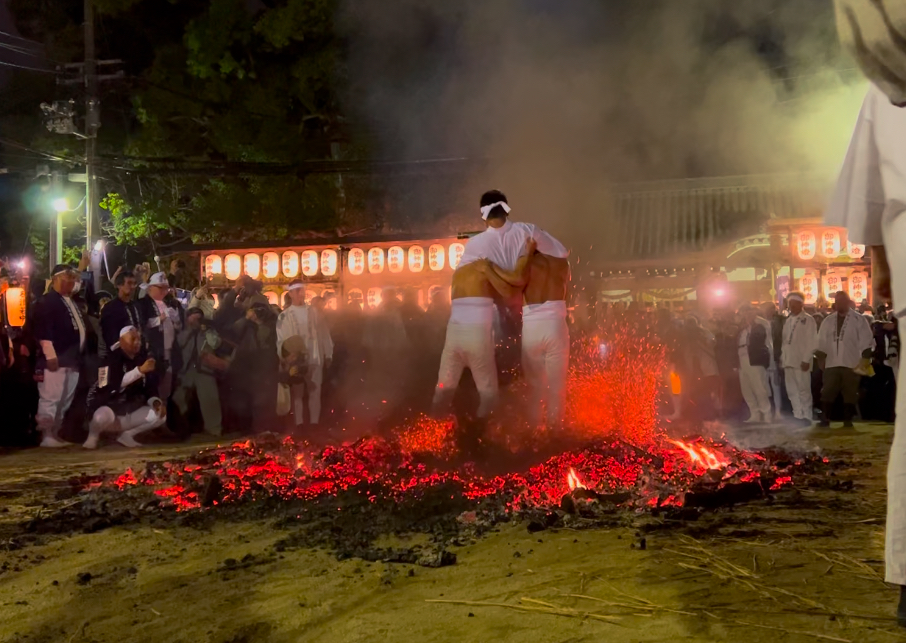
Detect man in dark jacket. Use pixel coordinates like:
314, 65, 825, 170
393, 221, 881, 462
33, 264, 90, 447
138, 272, 184, 401
100, 271, 142, 357
84, 325, 164, 448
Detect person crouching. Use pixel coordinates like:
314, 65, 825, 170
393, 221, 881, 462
84, 326, 165, 448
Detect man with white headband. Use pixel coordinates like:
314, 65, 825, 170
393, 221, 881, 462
432, 190, 569, 423
780, 292, 818, 425
277, 279, 333, 429
84, 325, 164, 448
33, 264, 88, 447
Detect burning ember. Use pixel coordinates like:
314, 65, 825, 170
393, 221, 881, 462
668, 439, 730, 471
566, 468, 587, 491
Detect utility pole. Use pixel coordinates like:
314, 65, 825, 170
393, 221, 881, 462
84, 0, 102, 289
49, 169, 64, 266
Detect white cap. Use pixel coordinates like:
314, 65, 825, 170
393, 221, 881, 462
140, 272, 169, 289
111, 325, 138, 351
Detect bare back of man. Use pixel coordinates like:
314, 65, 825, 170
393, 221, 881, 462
451, 263, 496, 300
524, 254, 570, 305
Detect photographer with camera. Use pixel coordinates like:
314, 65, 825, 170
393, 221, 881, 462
173, 307, 225, 436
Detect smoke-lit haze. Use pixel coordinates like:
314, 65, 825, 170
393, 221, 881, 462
340, 0, 867, 247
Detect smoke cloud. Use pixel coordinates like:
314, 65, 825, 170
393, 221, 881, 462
339, 0, 867, 252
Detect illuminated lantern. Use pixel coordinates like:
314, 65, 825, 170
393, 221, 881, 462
799, 270, 819, 305
368, 247, 384, 274
822, 269, 843, 301
224, 253, 242, 280
262, 252, 279, 279
243, 253, 261, 279
347, 288, 364, 309
204, 255, 223, 278
4, 286, 26, 327
820, 229, 841, 259
847, 240, 866, 259
348, 248, 365, 276
388, 246, 404, 273
408, 246, 425, 272
428, 244, 445, 271
320, 249, 338, 276
282, 251, 299, 278
449, 242, 465, 269
795, 231, 817, 261
849, 270, 869, 303
301, 250, 319, 277
367, 287, 383, 309
264, 291, 279, 306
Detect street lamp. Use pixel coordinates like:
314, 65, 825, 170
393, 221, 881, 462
52, 197, 69, 213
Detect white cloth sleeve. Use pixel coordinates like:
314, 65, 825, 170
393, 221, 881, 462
120, 367, 143, 389
532, 229, 569, 258
40, 340, 57, 361
803, 316, 819, 362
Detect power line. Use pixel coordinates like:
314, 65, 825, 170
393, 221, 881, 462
0, 29, 43, 48
0, 137, 81, 163
0, 42, 59, 64
0, 58, 58, 74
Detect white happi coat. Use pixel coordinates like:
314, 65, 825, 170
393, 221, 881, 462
781, 313, 818, 371
817, 310, 874, 370
826, 81, 906, 584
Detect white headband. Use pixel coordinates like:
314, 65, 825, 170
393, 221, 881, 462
480, 201, 511, 220
286, 283, 304, 291
788, 294, 804, 303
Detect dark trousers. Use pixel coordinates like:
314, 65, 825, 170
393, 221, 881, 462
821, 367, 860, 405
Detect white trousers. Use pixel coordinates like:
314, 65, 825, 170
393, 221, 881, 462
888, 356, 906, 584
291, 362, 324, 426
768, 365, 783, 405
432, 322, 498, 418
522, 317, 570, 425
85, 405, 166, 448
784, 367, 813, 420
37, 367, 80, 434
739, 362, 771, 418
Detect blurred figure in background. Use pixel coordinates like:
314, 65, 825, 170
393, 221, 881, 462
173, 307, 224, 437
780, 293, 818, 426
737, 305, 772, 424
763, 302, 786, 420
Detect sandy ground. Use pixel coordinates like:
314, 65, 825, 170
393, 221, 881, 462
0, 424, 900, 643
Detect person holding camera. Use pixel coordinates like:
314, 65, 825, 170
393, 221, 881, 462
173, 307, 224, 436
84, 326, 165, 448
138, 272, 184, 401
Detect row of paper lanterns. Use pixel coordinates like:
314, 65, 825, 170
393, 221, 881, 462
793, 230, 865, 261
205, 243, 467, 281
798, 268, 869, 305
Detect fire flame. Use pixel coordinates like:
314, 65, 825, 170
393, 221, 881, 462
668, 439, 729, 471
566, 467, 587, 491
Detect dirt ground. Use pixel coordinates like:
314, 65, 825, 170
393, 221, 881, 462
0, 424, 901, 643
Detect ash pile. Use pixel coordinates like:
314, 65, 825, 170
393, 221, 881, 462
19, 433, 847, 567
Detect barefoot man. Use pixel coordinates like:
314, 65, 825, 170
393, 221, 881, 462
478, 244, 571, 426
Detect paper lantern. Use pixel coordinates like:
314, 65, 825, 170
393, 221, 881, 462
795, 231, 816, 261
262, 252, 279, 279
264, 291, 279, 306
822, 269, 843, 301
820, 229, 841, 259
368, 247, 384, 274
204, 255, 223, 278
301, 250, 319, 277
282, 251, 299, 278
428, 244, 445, 271
849, 270, 869, 303
799, 270, 819, 305
449, 242, 465, 269
367, 287, 383, 309
243, 253, 261, 279
4, 286, 26, 327
320, 249, 338, 276
847, 241, 866, 259
407, 246, 425, 273
388, 246, 404, 273
348, 248, 365, 276
224, 254, 242, 280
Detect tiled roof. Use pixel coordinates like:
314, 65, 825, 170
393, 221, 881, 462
606, 173, 830, 261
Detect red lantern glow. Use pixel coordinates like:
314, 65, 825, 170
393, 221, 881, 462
796, 231, 816, 261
